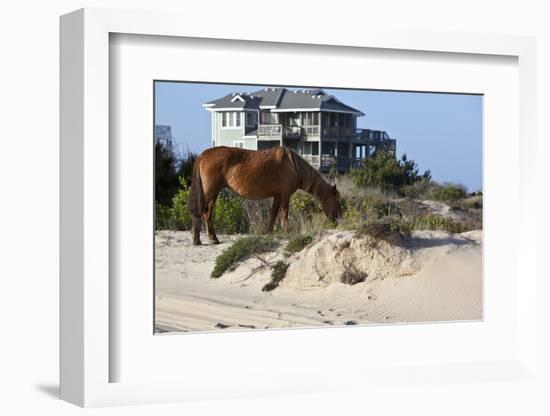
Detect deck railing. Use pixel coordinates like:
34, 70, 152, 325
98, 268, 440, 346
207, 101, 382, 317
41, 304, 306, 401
283, 126, 302, 139
258, 124, 282, 138
258, 124, 309, 139
302, 155, 361, 171
303, 125, 320, 137
322, 127, 355, 138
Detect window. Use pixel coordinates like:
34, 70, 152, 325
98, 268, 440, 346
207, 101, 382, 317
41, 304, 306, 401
303, 112, 320, 126
221, 111, 243, 128
233, 140, 244, 149
304, 142, 319, 155
260, 111, 278, 124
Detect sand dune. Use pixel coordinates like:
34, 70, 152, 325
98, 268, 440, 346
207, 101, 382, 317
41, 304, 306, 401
155, 229, 482, 333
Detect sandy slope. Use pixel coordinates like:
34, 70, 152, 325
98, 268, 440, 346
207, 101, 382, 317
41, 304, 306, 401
155, 230, 482, 333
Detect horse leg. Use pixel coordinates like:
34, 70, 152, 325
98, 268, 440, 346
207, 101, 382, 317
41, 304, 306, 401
204, 199, 220, 244
192, 216, 202, 245
267, 196, 281, 234
280, 194, 290, 234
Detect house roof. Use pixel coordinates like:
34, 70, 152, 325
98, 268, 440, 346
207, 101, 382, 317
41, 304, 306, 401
203, 88, 365, 116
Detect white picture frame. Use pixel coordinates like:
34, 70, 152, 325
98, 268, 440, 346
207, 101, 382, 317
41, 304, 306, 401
60, 8, 538, 408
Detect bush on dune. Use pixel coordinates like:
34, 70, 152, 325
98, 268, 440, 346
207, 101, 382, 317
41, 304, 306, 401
354, 216, 411, 243
429, 183, 467, 204
284, 234, 313, 255
262, 261, 290, 292
171, 178, 193, 230
211, 236, 278, 278
169, 180, 249, 233
212, 189, 249, 234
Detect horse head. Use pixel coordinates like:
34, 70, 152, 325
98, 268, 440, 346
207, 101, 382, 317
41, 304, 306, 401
320, 184, 342, 224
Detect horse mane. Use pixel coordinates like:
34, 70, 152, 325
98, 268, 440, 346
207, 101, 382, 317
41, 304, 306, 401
285, 148, 333, 203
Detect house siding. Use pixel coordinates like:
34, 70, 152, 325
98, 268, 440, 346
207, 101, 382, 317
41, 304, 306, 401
243, 138, 257, 150
216, 112, 245, 147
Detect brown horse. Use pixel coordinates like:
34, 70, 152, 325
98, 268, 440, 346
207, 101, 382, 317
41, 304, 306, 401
188, 146, 342, 245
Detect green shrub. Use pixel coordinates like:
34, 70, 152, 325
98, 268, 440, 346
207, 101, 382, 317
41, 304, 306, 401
262, 261, 289, 292
211, 236, 278, 278
290, 191, 320, 218
284, 234, 313, 255
409, 214, 468, 234
213, 189, 249, 234
171, 181, 249, 233
284, 191, 324, 234
400, 178, 432, 199
354, 216, 411, 243
155, 202, 177, 230
341, 205, 363, 228
347, 190, 401, 217
463, 194, 483, 210
351, 151, 430, 193
171, 178, 192, 230
429, 183, 467, 204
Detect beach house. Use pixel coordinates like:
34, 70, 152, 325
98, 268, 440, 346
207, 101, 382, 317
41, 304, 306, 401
203, 87, 396, 172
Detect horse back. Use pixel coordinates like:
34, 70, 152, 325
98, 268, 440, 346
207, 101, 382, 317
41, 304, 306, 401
197, 146, 298, 198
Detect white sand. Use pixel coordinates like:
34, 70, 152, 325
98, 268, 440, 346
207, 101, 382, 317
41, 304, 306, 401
155, 229, 482, 333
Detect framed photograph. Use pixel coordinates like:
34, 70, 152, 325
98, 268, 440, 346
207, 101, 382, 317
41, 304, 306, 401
153, 80, 483, 334
60, 8, 538, 408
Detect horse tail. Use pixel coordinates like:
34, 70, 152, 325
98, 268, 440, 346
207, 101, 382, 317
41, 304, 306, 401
188, 159, 205, 216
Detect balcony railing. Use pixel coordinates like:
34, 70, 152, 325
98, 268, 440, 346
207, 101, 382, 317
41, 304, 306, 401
322, 127, 355, 138
258, 124, 282, 138
284, 126, 302, 139
302, 155, 362, 171
258, 124, 314, 139
303, 125, 320, 137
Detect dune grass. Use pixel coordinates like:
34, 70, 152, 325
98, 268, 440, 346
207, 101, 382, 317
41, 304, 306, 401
211, 236, 278, 278
262, 261, 290, 292
284, 234, 313, 256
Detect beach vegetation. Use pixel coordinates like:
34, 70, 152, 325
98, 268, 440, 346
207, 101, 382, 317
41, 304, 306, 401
211, 236, 278, 278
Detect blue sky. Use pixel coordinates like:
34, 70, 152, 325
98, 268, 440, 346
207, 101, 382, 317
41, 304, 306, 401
155, 82, 482, 192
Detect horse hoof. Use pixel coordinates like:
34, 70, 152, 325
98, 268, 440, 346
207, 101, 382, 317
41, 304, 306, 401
211, 240, 221, 245
193, 240, 202, 246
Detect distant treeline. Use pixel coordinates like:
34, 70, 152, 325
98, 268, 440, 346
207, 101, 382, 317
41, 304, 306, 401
155, 138, 196, 206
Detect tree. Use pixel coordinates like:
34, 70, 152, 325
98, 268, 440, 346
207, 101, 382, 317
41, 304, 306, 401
351, 151, 430, 193
155, 138, 180, 206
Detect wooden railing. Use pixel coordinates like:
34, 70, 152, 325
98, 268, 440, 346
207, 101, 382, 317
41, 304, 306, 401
302, 155, 358, 170
258, 124, 282, 137
283, 126, 302, 139
322, 127, 354, 138
258, 124, 321, 139
303, 125, 320, 136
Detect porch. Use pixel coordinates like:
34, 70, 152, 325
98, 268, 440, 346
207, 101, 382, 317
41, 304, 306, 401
257, 111, 321, 140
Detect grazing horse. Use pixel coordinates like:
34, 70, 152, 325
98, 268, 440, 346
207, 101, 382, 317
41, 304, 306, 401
188, 146, 342, 245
